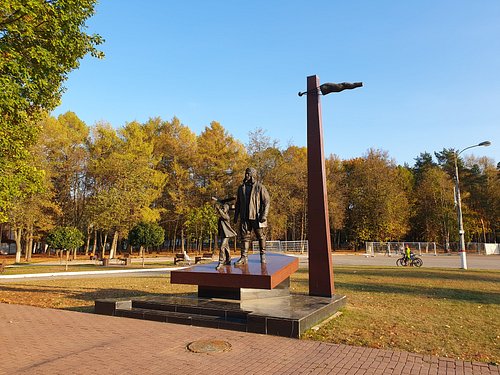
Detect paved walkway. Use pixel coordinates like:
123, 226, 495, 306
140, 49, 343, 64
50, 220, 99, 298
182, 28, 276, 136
0, 303, 498, 375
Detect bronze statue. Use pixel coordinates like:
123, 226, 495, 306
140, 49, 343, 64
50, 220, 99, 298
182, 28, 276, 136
233, 167, 270, 264
212, 197, 237, 270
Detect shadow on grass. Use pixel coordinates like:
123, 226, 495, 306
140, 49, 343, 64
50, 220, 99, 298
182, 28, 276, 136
333, 266, 500, 283
0, 275, 192, 311
0, 283, 170, 301
291, 268, 500, 305
336, 281, 499, 305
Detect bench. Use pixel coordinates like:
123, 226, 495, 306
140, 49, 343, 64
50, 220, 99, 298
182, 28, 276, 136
174, 252, 213, 265
117, 254, 132, 266
100, 258, 109, 266
0, 260, 6, 273
174, 253, 191, 265
195, 252, 214, 264
90, 254, 101, 265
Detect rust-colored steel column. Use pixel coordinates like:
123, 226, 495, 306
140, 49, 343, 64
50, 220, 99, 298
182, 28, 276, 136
306, 75, 334, 297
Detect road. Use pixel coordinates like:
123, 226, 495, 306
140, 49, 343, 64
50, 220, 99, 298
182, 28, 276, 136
331, 253, 500, 270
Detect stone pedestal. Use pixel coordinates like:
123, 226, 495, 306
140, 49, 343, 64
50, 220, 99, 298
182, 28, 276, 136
170, 252, 298, 300
95, 253, 346, 338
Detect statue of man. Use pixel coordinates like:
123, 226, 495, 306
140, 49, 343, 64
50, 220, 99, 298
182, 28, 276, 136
233, 167, 270, 264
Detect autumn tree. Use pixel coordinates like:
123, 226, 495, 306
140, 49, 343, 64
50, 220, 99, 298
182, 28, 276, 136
86, 121, 165, 258
344, 149, 410, 247
247, 127, 280, 182
433, 148, 498, 245
184, 203, 218, 252
264, 146, 306, 241
325, 154, 348, 248
40, 112, 90, 227
195, 121, 248, 198
410, 166, 455, 245
0, 0, 103, 222
129, 221, 165, 265
85, 123, 120, 257
460, 156, 499, 243
146, 117, 199, 252
7, 116, 61, 263
46, 226, 84, 270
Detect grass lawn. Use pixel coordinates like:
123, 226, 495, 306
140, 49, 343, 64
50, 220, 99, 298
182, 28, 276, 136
299, 267, 499, 365
0, 265, 498, 364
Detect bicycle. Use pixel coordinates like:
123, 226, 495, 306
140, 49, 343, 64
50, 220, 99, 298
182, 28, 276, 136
396, 253, 423, 267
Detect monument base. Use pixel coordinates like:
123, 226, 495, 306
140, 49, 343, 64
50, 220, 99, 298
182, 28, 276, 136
198, 277, 291, 300
95, 293, 346, 338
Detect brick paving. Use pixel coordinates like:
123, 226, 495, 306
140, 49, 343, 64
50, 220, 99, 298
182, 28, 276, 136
0, 303, 498, 375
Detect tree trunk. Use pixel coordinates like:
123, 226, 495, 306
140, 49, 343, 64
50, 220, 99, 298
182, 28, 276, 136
24, 225, 33, 262
128, 242, 133, 256
14, 227, 22, 263
84, 226, 91, 256
92, 229, 97, 257
480, 218, 487, 243
181, 227, 185, 253
109, 231, 118, 259
101, 233, 108, 258
28, 230, 33, 261
65, 250, 69, 271
173, 220, 179, 252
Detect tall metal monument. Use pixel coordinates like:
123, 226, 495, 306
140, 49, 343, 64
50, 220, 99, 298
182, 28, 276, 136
299, 75, 362, 297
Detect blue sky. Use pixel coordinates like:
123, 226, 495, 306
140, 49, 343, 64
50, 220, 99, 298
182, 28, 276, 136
52, 1, 499, 166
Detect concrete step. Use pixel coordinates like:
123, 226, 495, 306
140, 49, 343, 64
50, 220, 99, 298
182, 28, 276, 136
115, 306, 247, 331
95, 294, 347, 338
131, 299, 249, 321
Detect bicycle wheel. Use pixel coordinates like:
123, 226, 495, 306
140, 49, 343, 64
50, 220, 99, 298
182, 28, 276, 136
396, 258, 405, 266
413, 258, 423, 267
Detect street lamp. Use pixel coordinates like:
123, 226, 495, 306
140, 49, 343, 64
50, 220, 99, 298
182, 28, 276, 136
454, 140, 491, 269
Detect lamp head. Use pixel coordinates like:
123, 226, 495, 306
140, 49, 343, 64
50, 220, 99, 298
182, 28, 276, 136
478, 141, 491, 147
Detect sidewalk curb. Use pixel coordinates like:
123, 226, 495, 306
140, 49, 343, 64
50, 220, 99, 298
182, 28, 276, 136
0, 267, 184, 280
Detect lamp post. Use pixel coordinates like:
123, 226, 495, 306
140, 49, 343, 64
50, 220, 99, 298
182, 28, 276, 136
454, 141, 491, 270
299, 76, 362, 297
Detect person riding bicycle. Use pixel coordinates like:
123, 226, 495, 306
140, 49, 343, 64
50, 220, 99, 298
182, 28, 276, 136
404, 245, 412, 262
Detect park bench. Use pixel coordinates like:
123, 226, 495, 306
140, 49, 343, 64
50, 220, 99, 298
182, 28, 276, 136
174, 252, 213, 265
117, 254, 132, 266
195, 252, 214, 264
89, 254, 101, 265
174, 253, 191, 265
0, 259, 6, 273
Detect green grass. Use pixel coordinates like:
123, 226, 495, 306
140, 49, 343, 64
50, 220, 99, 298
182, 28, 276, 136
0, 265, 498, 364
298, 267, 500, 364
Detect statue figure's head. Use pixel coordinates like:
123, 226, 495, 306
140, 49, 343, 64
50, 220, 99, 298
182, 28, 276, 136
244, 167, 258, 183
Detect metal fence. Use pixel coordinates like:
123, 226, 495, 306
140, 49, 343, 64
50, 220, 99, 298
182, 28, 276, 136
365, 241, 499, 256
365, 242, 438, 257
252, 240, 309, 253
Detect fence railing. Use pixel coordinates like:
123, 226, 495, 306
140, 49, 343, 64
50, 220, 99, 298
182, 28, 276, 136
365, 242, 438, 257
365, 241, 500, 256
252, 240, 309, 253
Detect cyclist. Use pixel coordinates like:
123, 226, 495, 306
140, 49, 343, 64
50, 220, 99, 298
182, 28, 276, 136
404, 245, 412, 263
